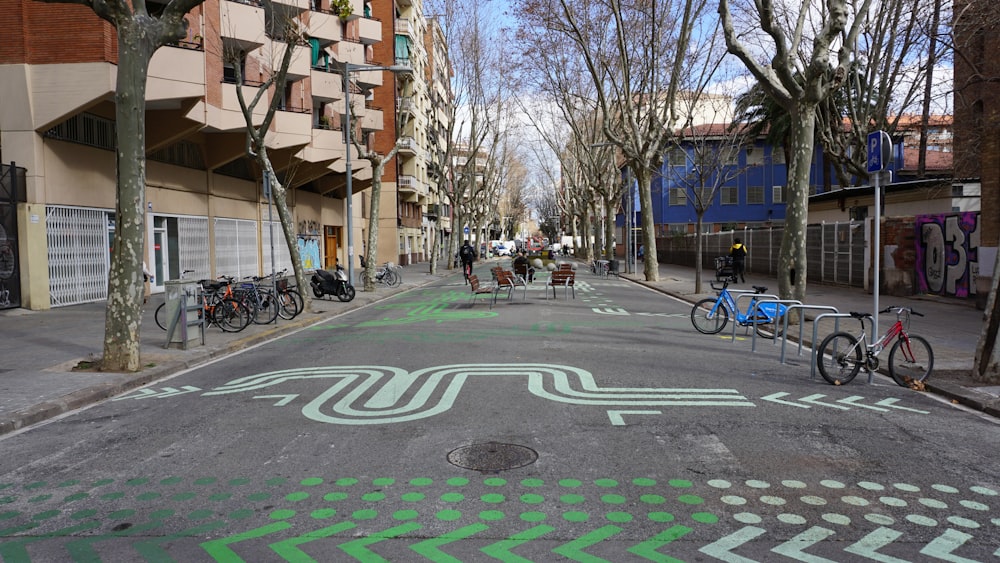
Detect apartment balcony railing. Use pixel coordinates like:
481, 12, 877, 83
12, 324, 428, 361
394, 19, 414, 38
397, 136, 418, 156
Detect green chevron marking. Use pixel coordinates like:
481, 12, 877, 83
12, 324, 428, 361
65, 519, 164, 561
920, 529, 978, 562
627, 525, 693, 562
201, 521, 292, 562
0, 520, 101, 561
339, 522, 422, 562
269, 521, 357, 562
843, 526, 908, 562
480, 525, 556, 563
133, 521, 227, 562
410, 523, 490, 562
551, 525, 623, 562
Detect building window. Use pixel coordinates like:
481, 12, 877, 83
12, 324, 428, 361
668, 150, 687, 167
745, 145, 764, 166
770, 148, 785, 164
747, 185, 764, 204
721, 186, 738, 205
44, 113, 116, 151
669, 186, 687, 206
772, 185, 785, 203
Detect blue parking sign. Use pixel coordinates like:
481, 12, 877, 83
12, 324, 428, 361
867, 131, 891, 172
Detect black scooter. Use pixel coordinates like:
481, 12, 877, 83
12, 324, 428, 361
310, 265, 356, 302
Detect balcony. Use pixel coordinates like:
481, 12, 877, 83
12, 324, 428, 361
147, 43, 206, 106
397, 96, 415, 117
298, 127, 345, 164
394, 18, 415, 38
267, 106, 313, 150
206, 81, 267, 132
397, 136, 418, 156
351, 63, 383, 89
268, 41, 311, 80
398, 174, 424, 196
220, 0, 267, 51
357, 17, 382, 45
271, 0, 309, 12
307, 10, 342, 43
310, 67, 344, 102
337, 40, 365, 67
359, 105, 383, 132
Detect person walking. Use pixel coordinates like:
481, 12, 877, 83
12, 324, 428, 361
459, 240, 477, 284
729, 238, 747, 283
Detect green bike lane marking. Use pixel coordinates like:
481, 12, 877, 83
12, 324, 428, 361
1, 476, 997, 561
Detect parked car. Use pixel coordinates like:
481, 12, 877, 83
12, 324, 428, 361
495, 243, 512, 256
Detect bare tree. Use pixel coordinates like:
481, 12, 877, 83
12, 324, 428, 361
719, 0, 873, 301
518, 0, 726, 281
39, 0, 207, 371
227, 7, 313, 312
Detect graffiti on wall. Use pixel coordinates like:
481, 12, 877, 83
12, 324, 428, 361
297, 237, 321, 270
914, 212, 980, 298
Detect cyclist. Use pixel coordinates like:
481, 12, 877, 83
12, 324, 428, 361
729, 238, 747, 283
459, 240, 477, 284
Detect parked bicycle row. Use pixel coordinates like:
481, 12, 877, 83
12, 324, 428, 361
688, 279, 934, 388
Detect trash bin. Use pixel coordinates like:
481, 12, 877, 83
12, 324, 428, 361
164, 280, 203, 349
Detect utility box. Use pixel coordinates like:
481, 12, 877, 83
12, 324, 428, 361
164, 280, 204, 349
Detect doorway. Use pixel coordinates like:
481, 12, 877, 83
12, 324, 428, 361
324, 225, 340, 268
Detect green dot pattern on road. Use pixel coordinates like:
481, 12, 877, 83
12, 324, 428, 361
0, 476, 998, 562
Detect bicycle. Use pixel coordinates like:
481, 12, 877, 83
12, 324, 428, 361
154, 277, 251, 332
461, 261, 473, 284
690, 280, 788, 339
816, 306, 933, 387
360, 262, 402, 288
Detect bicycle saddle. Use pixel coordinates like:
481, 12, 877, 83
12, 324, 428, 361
752, 286, 768, 294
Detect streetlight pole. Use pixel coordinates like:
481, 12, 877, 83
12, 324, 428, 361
340, 62, 410, 285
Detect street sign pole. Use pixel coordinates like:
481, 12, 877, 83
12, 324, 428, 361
867, 130, 891, 350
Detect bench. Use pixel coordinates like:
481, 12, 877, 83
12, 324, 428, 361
496, 269, 527, 301
467, 274, 497, 308
545, 270, 575, 299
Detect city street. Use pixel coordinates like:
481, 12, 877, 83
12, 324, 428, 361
1, 269, 998, 561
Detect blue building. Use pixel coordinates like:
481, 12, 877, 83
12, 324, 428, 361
620, 125, 909, 236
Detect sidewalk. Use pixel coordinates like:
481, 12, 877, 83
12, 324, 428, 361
1, 259, 997, 436
0, 262, 452, 435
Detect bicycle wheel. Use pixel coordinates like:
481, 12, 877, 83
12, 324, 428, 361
888, 335, 934, 387
691, 298, 729, 334
213, 298, 251, 332
277, 289, 303, 319
816, 332, 863, 385
252, 291, 279, 324
154, 303, 167, 330
338, 284, 356, 302
388, 268, 402, 287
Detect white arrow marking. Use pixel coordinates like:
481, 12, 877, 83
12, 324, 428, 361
112, 389, 158, 401
156, 386, 201, 398
593, 307, 629, 315
607, 410, 661, 426
698, 525, 766, 562
636, 312, 687, 318
875, 398, 930, 414
920, 529, 979, 562
761, 392, 810, 408
800, 394, 851, 410
771, 526, 837, 562
844, 527, 908, 562
837, 396, 890, 412
254, 394, 299, 407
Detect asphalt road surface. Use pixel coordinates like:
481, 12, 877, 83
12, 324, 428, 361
1, 270, 998, 561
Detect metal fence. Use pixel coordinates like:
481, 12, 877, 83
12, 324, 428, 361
656, 221, 867, 288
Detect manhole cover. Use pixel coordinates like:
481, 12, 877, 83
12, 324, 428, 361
447, 442, 538, 472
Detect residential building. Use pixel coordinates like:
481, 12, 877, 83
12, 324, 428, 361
0, 0, 412, 310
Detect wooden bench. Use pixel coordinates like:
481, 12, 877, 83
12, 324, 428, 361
545, 270, 575, 299
467, 274, 497, 308
495, 269, 527, 301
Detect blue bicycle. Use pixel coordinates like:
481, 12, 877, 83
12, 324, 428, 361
690, 281, 787, 339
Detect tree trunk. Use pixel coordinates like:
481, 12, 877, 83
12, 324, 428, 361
263, 164, 311, 313
102, 21, 156, 372
695, 214, 704, 293
604, 200, 616, 260
635, 168, 659, 281
364, 167, 384, 293
778, 104, 814, 303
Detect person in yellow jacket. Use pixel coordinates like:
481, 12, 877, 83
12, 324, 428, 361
729, 238, 747, 283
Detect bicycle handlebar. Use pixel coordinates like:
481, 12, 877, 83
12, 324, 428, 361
879, 305, 923, 317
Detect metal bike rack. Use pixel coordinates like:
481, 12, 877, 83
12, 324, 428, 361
775, 304, 840, 364
747, 299, 801, 352
811, 312, 876, 382
730, 291, 779, 343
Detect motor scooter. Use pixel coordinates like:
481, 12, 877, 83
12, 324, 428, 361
310, 265, 356, 302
